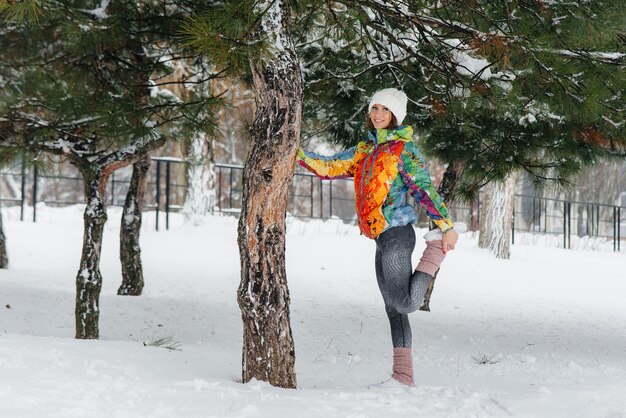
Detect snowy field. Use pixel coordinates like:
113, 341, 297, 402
1, 205, 625, 418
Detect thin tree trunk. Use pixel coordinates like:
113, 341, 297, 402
116, 42, 152, 295
183, 132, 216, 223
206, 138, 216, 213
118, 155, 151, 296
478, 183, 495, 248
75, 172, 108, 339
478, 173, 517, 259
469, 198, 480, 231
236, 0, 301, 389
420, 162, 463, 312
0, 209, 8, 269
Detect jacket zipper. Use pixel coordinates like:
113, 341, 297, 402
357, 140, 385, 237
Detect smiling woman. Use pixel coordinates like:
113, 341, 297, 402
369, 105, 393, 129
297, 87, 459, 386
364, 89, 403, 131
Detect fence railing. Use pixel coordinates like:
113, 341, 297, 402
1, 159, 623, 251
512, 195, 623, 251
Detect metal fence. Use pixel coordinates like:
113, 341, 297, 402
513, 195, 623, 251
1, 158, 624, 251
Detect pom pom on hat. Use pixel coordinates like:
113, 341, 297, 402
368, 88, 408, 125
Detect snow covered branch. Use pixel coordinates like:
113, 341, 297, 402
96, 133, 166, 171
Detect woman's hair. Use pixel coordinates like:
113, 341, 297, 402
365, 112, 399, 130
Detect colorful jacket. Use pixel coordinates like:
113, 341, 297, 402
298, 126, 454, 239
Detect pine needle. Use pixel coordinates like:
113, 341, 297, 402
143, 336, 182, 351
0, 0, 43, 24
471, 352, 501, 365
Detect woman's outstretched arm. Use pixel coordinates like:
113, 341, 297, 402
297, 146, 358, 179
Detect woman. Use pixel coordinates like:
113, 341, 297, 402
298, 88, 459, 386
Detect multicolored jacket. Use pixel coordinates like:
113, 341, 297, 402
298, 126, 454, 239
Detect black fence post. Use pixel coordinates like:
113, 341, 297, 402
310, 176, 314, 218
319, 179, 323, 218
614, 206, 618, 252
229, 168, 233, 210
586, 204, 590, 236
618, 207, 622, 252
329, 181, 333, 218
20, 158, 26, 221
591, 204, 595, 236
512, 207, 515, 245
165, 160, 171, 230
539, 198, 543, 232
567, 201, 571, 249
532, 197, 536, 231
563, 201, 567, 249
217, 166, 222, 211
590, 204, 594, 236
32, 165, 38, 222
110, 172, 115, 205
155, 160, 161, 231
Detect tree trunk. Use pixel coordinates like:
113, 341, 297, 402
182, 132, 216, 223
118, 155, 151, 296
478, 181, 495, 249
75, 172, 108, 339
206, 138, 216, 213
478, 173, 517, 259
469, 198, 480, 231
0, 209, 8, 269
420, 162, 463, 312
236, 0, 301, 389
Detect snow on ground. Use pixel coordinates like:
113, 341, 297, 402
1, 205, 625, 418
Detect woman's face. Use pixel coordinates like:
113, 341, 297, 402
369, 104, 393, 129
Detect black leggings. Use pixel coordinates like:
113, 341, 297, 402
375, 224, 431, 348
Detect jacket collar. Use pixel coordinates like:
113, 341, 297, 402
367, 126, 414, 144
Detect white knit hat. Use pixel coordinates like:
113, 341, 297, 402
368, 88, 408, 125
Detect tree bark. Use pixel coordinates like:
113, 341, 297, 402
183, 132, 216, 223
206, 138, 216, 213
469, 198, 480, 231
118, 155, 151, 296
75, 171, 108, 339
478, 182, 495, 248
420, 162, 463, 312
0, 209, 8, 269
478, 173, 517, 259
236, 0, 301, 389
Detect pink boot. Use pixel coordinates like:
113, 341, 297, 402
391, 347, 414, 386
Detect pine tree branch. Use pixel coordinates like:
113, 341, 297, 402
307, 55, 413, 84
96, 134, 166, 171
547, 48, 626, 66
143, 67, 228, 88
529, 50, 581, 97
343, 0, 511, 42
0, 134, 90, 159
0, 0, 43, 23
